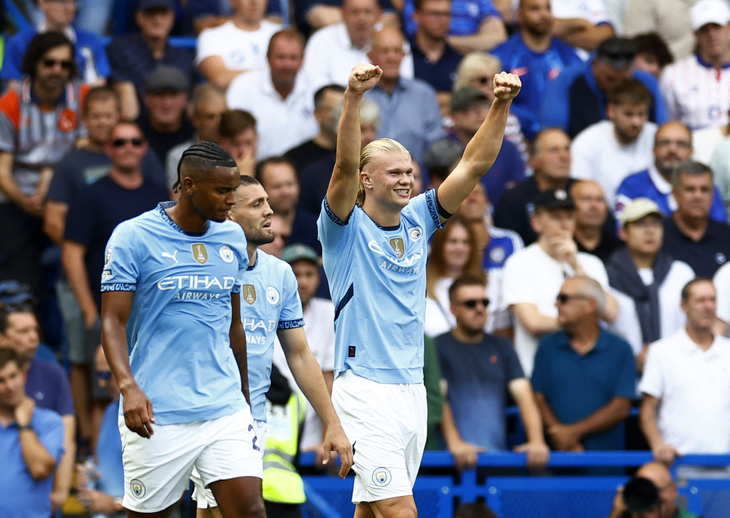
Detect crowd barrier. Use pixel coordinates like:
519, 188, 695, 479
300, 452, 730, 518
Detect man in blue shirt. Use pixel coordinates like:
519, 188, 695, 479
320, 63, 520, 518
100, 142, 263, 516
191, 175, 352, 513
532, 276, 635, 451
0, 347, 65, 518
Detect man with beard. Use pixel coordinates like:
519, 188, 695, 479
616, 121, 726, 222
492, 0, 581, 128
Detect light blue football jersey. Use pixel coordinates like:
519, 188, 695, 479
318, 189, 443, 384
240, 250, 304, 422
101, 202, 249, 425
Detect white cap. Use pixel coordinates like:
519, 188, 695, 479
691, 0, 730, 30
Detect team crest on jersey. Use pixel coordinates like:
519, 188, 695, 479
130, 479, 146, 498
408, 226, 423, 241
219, 245, 234, 263
390, 238, 405, 258
192, 243, 208, 264
266, 286, 280, 304
489, 246, 506, 264
57, 107, 77, 132
243, 284, 257, 305
372, 468, 392, 487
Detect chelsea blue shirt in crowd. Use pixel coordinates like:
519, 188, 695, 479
101, 202, 249, 425
318, 189, 443, 384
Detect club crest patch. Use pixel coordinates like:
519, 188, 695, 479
372, 467, 392, 487
408, 226, 423, 241
130, 479, 146, 498
219, 245, 234, 263
266, 286, 280, 304
192, 243, 208, 265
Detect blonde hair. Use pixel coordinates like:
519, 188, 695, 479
453, 52, 502, 92
356, 138, 411, 206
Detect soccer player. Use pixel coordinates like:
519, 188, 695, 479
192, 175, 352, 515
100, 142, 264, 517
320, 63, 520, 518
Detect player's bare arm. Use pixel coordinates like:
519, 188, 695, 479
326, 63, 383, 222
101, 290, 155, 438
278, 327, 353, 478
438, 72, 521, 219
229, 292, 251, 406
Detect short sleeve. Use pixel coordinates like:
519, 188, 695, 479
100, 222, 140, 292
501, 253, 532, 308
34, 410, 65, 463
317, 197, 352, 253
613, 337, 637, 398
196, 27, 220, 65
714, 263, 730, 324
0, 109, 16, 154
278, 265, 304, 329
638, 340, 664, 398
530, 337, 550, 393
501, 339, 525, 382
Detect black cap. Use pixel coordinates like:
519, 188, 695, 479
534, 189, 575, 211
596, 37, 637, 71
144, 65, 190, 93
623, 477, 660, 512
137, 0, 174, 11
450, 86, 489, 113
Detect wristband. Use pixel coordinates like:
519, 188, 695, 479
18, 423, 33, 432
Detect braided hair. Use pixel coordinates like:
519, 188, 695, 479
174, 141, 237, 192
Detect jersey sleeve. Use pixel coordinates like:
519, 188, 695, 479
34, 410, 66, 463
278, 265, 304, 329
317, 197, 353, 253
638, 340, 664, 398
195, 26, 220, 65
100, 222, 140, 292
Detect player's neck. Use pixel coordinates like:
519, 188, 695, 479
166, 200, 210, 234
362, 198, 402, 227
247, 246, 258, 266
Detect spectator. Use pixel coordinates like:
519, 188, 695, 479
540, 37, 667, 139
195, 0, 282, 90
165, 84, 228, 188
694, 110, 730, 165
714, 260, 730, 336
0, 301, 75, 512
219, 109, 259, 178
570, 180, 621, 263
256, 156, 320, 253
707, 119, 730, 215
624, 0, 694, 62
292, 0, 399, 37
640, 278, 730, 465
571, 79, 657, 206
616, 121, 727, 223
138, 65, 195, 164
436, 275, 549, 470
548, 0, 615, 54
660, 0, 730, 131
285, 84, 345, 172
408, 0, 463, 113
425, 216, 486, 339
607, 199, 695, 368
533, 276, 635, 451
492, 0, 581, 129
631, 33, 674, 79
107, 0, 195, 121
2, 0, 109, 87
227, 30, 318, 159
0, 32, 89, 296
365, 27, 444, 166
494, 128, 572, 245
436, 86, 525, 206
502, 189, 617, 375
273, 244, 336, 454
661, 161, 730, 277
0, 348, 65, 518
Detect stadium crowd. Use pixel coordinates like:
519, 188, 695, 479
1, 0, 730, 516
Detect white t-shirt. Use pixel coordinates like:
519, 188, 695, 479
639, 329, 730, 454
196, 20, 282, 71
692, 126, 725, 165
502, 243, 610, 376
226, 67, 318, 159
608, 260, 695, 355
713, 261, 730, 326
571, 120, 657, 205
273, 297, 336, 450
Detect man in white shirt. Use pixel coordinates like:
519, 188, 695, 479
571, 79, 657, 206
196, 0, 282, 89
502, 188, 617, 375
639, 278, 730, 466
226, 30, 318, 160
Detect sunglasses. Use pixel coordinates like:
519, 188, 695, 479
473, 76, 490, 85
111, 138, 144, 148
42, 58, 73, 70
458, 298, 490, 309
556, 293, 591, 304
97, 371, 112, 380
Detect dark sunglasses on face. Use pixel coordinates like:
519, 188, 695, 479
556, 293, 590, 304
459, 298, 490, 309
42, 59, 73, 70
112, 138, 144, 148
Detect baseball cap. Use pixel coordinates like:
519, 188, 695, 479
619, 198, 664, 226
622, 477, 660, 512
137, 0, 174, 11
691, 0, 730, 30
533, 189, 575, 211
281, 243, 320, 265
450, 87, 489, 113
143, 65, 190, 93
596, 37, 637, 71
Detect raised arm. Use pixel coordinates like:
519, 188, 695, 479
325, 64, 382, 222
101, 290, 155, 438
437, 72, 521, 218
